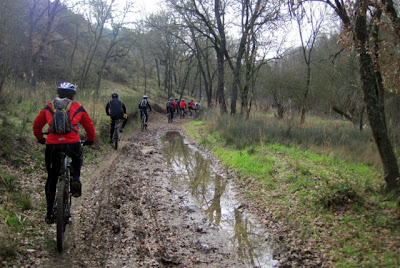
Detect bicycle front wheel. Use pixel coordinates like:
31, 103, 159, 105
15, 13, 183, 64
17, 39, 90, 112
56, 179, 66, 252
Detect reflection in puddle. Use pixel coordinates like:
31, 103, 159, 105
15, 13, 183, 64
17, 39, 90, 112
161, 132, 277, 267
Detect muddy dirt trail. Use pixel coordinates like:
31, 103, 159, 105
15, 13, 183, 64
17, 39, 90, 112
43, 112, 278, 268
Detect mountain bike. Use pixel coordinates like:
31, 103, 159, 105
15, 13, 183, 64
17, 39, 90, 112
112, 119, 120, 150
54, 151, 73, 252
194, 108, 199, 119
140, 110, 147, 131
180, 108, 186, 119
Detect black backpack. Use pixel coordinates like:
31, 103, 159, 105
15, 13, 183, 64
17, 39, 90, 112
49, 98, 76, 134
167, 101, 173, 109
109, 98, 124, 117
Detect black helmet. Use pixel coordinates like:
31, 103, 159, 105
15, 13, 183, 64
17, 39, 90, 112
143, 95, 148, 99
111, 93, 118, 98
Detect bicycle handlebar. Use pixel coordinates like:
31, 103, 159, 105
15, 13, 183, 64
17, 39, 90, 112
41, 133, 91, 146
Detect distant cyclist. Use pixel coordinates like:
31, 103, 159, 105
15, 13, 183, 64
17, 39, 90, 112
188, 100, 194, 116
166, 97, 174, 122
33, 82, 95, 224
180, 99, 186, 117
138, 95, 152, 126
172, 98, 178, 114
194, 100, 201, 118
175, 98, 180, 116
105, 93, 128, 143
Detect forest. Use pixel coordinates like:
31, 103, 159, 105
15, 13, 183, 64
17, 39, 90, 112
1, 0, 400, 266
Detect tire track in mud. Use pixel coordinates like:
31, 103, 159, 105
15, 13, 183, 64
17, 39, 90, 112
45, 113, 241, 267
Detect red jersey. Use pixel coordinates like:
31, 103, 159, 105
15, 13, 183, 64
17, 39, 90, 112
33, 101, 95, 144
180, 101, 186, 109
172, 101, 177, 109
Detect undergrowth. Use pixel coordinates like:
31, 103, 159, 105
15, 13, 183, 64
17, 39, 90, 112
205, 113, 383, 169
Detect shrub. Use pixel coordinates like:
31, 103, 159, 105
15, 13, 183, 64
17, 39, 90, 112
207, 113, 379, 168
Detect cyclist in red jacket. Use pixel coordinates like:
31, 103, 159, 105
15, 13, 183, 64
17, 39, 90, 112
33, 82, 95, 224
188, 99, 194, 116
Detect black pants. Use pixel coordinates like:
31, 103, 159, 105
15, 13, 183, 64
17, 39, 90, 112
167, 107, 174, 120
110, 116, 128, 140
45, 143, 82, 216
140, 109, 149, 123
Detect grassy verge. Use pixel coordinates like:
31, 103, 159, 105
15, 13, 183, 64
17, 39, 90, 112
184, 120, 400, 267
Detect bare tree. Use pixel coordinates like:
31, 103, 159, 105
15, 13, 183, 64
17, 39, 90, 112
292, 3, 327, 124
169, 0, 228, 113
26, 0, 63, 86
79, 0, 116, 89
228, 0, 281, 115
308, 0, 400, 195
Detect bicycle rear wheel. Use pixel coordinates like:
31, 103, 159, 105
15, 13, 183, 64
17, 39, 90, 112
56, 177, 66, 252
114, 129, 119, 150
113, 122, 119, 150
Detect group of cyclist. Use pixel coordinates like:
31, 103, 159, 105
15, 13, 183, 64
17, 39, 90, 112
33, 82, 201, 224
166, 97, 201, 122
105, 93, 152, 143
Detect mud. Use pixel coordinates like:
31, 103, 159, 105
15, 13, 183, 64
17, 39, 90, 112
41, 112, 281, 267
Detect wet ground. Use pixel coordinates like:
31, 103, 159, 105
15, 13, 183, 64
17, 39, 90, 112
37, 112, 280, 267
161, 131, 277, 267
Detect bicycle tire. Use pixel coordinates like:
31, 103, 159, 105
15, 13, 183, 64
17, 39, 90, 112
113, 122, 119, 150
56, 174, 66, 252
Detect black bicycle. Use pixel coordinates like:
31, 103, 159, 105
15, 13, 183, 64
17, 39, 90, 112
112, 120, 120, 150
54, 151, 73, 252
140, 110, 147, 131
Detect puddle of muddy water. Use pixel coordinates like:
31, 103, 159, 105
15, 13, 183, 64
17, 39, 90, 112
161, 131, 278, 267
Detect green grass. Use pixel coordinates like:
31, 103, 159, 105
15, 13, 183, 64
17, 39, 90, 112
184, 119, 400, 267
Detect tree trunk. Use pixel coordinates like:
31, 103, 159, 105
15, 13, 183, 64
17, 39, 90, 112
355, 0, 399, 194
155, 58, 161, 91
216, 50, 227, 113
141, 49, 147, 94
300, 59, 311, 124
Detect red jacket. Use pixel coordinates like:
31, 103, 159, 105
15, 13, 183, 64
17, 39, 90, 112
172, 101, 177, 109
180, 101, 186, 109
33, 101, 95, 144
